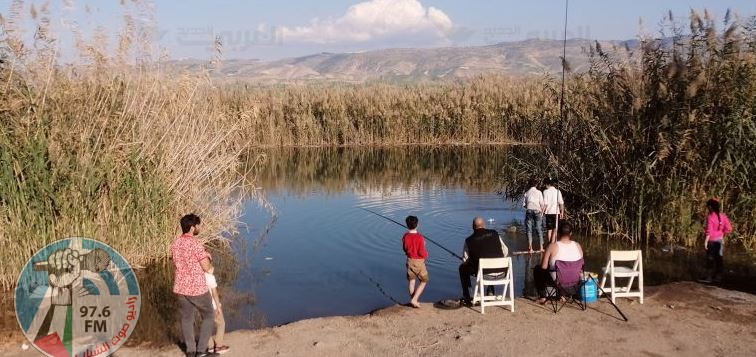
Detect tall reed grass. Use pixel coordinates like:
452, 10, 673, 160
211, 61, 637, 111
0, 1, 261, 288
221, 76, 554, 147
503, 10, 756, 248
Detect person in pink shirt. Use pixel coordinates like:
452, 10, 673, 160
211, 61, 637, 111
171, 214, 219, 357
703, 198, 733, 283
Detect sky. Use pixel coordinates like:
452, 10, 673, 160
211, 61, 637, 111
1, 0, 755, 61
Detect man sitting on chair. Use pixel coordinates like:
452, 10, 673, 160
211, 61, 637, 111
534, 220, 583, 304
459, 217, 509, 305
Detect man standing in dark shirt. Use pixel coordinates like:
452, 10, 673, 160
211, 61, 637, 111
459, 217, 509, 304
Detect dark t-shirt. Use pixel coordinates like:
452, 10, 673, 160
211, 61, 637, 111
465, 228, 507, 272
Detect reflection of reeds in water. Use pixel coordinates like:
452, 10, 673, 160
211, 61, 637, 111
252, 145, 518, 196
579, 234, 755, 293
126, 260, 180, 346
127, 242, 259, 347
512, 234, 756, 297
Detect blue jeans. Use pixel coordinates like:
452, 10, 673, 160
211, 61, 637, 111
525, 210, 544, 248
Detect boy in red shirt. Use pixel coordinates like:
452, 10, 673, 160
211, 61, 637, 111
402, 215, 428, 308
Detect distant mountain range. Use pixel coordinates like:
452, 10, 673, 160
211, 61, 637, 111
172, 38, 639, 84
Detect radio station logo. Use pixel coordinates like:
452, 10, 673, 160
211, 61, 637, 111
15, 237, 141, 357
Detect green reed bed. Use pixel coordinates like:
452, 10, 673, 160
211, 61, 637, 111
502, 10, 756, 249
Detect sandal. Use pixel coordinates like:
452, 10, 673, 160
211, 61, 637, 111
213, 345, 230, 355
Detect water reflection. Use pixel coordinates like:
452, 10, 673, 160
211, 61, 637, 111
126, 243, 258, 347
5, 146, 753, 347
255, 145, 513, 195
241, 146, 754, 328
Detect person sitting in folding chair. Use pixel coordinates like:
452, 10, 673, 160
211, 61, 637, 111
459, 217, 509, 306
534, 221, 584, 308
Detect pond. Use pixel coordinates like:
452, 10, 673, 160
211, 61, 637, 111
230, 146, 755, 329
3, 145, 753, 347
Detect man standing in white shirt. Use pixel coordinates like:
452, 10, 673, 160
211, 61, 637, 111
522, 178, 545, 252
543, 178, 565, 244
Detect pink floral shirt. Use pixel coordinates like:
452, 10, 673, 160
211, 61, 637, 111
171, 234, 210, 296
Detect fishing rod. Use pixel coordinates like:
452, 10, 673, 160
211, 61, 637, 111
555, 1, 626, 321
359, 207, 464, 260
362, 207, 538, 257
550, 0, 570, 245
589, 275, 629, 322
559, 0, 569, 125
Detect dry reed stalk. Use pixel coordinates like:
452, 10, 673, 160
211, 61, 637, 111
503, 10, 755, 248
0, 0, 265, 288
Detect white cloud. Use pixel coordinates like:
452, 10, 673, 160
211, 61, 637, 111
280, 0, 453, 44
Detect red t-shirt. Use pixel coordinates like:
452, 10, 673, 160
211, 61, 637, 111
402, 232, 428, 259
171, 234, 210, 296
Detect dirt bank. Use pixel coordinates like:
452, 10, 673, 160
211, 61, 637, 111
3, 282, 755, 356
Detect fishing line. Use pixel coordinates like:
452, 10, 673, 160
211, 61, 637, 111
359, 207, 464, 261
557, 0, 628, 322
361, 207, 537, 257
560, 0, 569, 127
359, 270, 403, 305
552, 0, 570, 243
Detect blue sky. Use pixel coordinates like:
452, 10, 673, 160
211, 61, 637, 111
2, 0, 755, 61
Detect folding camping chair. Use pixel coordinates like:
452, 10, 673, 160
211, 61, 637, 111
544, 258, 586, 313
599, 250, 644, 304
472, 257, 514, 314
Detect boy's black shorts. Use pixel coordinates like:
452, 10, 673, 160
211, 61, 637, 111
545, 214, 558, 229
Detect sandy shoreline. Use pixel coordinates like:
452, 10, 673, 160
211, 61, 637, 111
3, 282, 755, 357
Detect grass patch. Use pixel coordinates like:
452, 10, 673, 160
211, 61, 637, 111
0, 1, 261, 288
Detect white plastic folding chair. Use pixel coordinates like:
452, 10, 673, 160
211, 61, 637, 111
599, 250, 643, 304
472, 257, 514, 314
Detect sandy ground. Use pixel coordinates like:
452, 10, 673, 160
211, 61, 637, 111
2, 282, 755, 357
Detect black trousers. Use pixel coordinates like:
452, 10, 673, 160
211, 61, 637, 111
459, 263, 476, 300
706, 241, 724, 278
533, 266, 554, 298
459, 263, 498, 300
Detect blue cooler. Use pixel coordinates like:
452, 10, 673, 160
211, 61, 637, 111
580, 274, 598, 303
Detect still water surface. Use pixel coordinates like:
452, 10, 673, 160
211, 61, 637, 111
2, 146, 753, 346
230, 146, 755, 329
